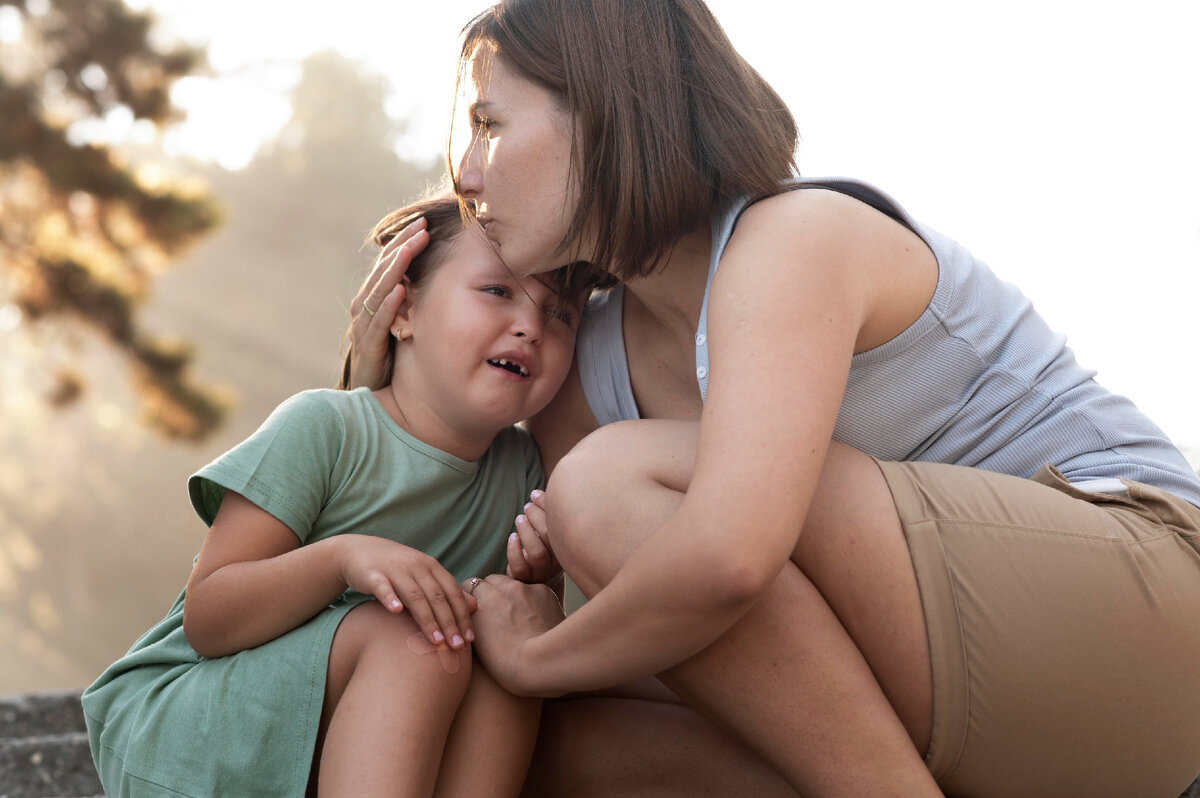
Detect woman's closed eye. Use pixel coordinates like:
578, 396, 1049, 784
543, 304, 575, 326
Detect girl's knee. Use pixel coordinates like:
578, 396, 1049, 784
331, 602, 472, 693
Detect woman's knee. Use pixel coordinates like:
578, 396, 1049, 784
547, 421, 697, 591
550, 421, 696, 535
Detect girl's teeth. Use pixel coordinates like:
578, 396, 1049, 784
492, 359, 529, 376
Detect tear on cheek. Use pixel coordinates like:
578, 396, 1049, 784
406, 632, 463, 674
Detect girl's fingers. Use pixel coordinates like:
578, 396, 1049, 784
394, 581, 447, 648
365, 573, 405, 613
514, 514, 552, 577
506, 530, 532, 581
436, 570, 476, 644
409, 572, 472, 649
521, 499, 549, 538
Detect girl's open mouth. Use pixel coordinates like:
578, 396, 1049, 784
488, 358, 530, 377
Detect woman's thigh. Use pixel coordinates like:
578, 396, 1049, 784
879, 459, 1200, 798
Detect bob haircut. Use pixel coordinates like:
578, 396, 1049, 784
338, 191, 599, 389
454, 0, 799, 279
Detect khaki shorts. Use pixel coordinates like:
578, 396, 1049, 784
877, 460, 1200, 798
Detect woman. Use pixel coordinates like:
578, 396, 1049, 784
349, 1, 1200, 795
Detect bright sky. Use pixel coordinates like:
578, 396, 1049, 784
133, 0, 1199, 453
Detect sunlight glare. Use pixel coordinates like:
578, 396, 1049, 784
0, 5, 22, 43
164, 76, 292, 170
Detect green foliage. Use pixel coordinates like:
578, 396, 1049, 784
0, 0, 226, 441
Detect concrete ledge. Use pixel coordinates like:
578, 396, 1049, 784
0, 691, 102, 798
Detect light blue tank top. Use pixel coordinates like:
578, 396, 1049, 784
576, 177, 1200, 506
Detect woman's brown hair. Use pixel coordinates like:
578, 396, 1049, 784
453, 0, 799, 279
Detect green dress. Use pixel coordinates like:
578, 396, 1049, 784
82, 388, 544, 797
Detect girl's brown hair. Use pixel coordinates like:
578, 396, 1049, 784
453, 0, 799, 279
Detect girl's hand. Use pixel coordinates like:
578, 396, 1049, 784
466, 575, 565, 696
506, 489, 562, 584
348, 217, 429, 390
339, 535, 477, 649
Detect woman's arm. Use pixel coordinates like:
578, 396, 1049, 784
476, 190, 926, 695
345, 218, 429, 390
183, 492, 476, 657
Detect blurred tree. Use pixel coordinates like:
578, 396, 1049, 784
239, 50, 445, 250
0, 0, 226, 440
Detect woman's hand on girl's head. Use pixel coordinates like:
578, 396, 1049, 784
337, 534, 476, 650
506, 489, 562, 584
348, 217, 429, 390
464, 575, 565, 697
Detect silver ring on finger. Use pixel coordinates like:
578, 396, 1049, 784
465, 577, 483, 595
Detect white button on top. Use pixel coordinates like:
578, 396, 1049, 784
696, 365, 708, 379
695, 333, 706, 346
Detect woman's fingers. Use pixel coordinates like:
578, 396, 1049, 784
352, 216, 428, 316
346, 226, 430, 390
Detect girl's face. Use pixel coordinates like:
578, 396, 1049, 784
392, 227, 579, 440
455, 50, 589, 276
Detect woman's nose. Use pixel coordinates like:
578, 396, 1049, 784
455, 137, 483, 198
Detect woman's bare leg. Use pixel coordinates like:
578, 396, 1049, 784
435, 658, 542, 798
313, 601, 472, 797
545, 420, 939, 797
523, 690, 799, 797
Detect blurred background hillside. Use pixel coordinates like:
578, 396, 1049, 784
2, 0, 1197, 695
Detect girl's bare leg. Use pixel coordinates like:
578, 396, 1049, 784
312, 601, 472, 797
435, 658, 542, 798
545, 420, 939, 797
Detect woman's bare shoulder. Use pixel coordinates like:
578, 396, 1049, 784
722, 186, 937, 352
733, 186, 918, 250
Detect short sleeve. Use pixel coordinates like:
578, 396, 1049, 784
188, 391, 346, 542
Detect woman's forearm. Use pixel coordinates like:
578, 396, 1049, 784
520, 519, 771, 695
183, 536, 350, 658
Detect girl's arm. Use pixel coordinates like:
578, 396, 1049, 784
504, 360, 599, 586
477, 190, 925, 695
183, 491, 476, 658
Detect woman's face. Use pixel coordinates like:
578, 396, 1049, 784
455, 50, 586, 276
